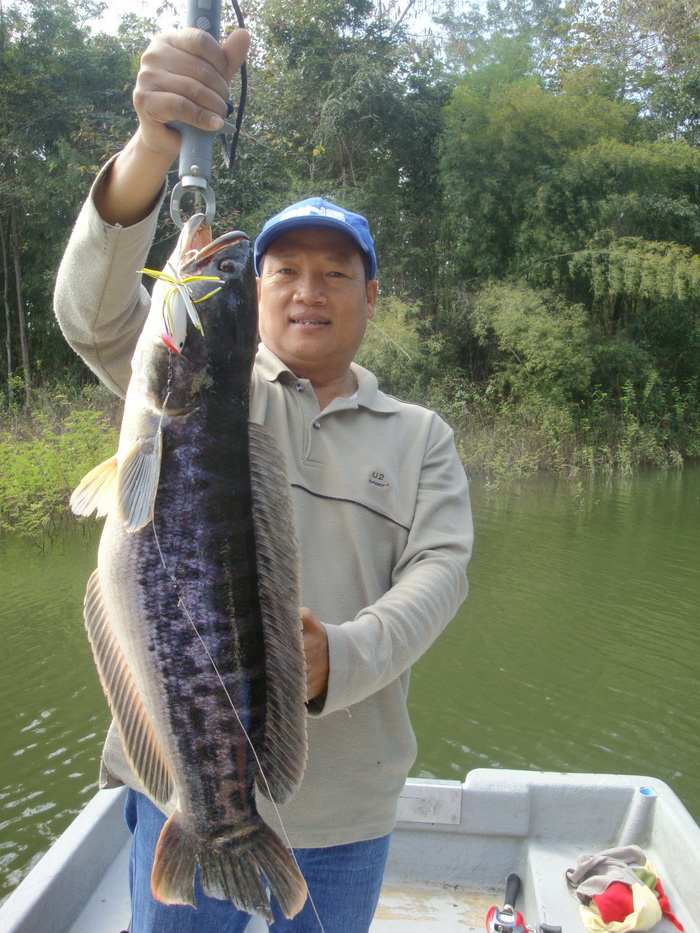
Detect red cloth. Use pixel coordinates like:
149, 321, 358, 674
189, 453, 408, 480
655, 877, 684, 931
592, 879, 684, 931
592, 882, 634, 923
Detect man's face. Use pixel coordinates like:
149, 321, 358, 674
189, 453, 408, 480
256, 226, 377, 381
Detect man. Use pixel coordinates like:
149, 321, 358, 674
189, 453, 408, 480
54, 26, 472, 933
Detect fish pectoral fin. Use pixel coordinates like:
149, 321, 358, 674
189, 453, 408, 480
84, 569, 174, 806
248, 422, 308, 805
117, 430, 163, 532
70, 455, 119, 517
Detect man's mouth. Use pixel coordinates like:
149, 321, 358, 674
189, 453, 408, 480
291, 317, 330, 327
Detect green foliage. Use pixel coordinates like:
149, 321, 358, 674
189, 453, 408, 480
520, 138, 700, 281
1, 0, 139, 397
470, 283, 594, 402
556, 0, 700, 140
355, 296, 445, 400
0, 383, 120, 538
2, 0, 700, 498
440, 67, 636, 279
570, 237, 700, 307
224, 0, 450, 302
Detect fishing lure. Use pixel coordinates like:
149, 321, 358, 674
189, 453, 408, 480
141, 262, 223, 354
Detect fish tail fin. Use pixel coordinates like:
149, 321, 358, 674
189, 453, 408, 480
243, 820, 308, 920
151, 812, 307, 922
150, 812, 198, 907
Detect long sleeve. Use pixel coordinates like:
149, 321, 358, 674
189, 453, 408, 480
54, 160, 165, 397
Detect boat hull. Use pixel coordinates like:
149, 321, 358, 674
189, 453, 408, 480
2, 770, 699, 933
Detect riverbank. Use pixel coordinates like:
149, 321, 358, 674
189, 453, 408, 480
0, 384, 121, 539
0, 378, 692, 539
445, 392, 688, 481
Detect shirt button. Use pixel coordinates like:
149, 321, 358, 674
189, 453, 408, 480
296, 383, 304, 392
312, 422, 321, 430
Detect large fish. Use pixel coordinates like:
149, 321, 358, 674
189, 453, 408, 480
70, 218, 308, 921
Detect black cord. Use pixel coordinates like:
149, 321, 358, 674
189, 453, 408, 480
219, 0, 247, 170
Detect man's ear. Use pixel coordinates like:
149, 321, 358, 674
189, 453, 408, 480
366, 279, 378, 319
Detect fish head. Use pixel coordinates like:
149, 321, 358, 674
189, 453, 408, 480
133, 221, 258, 414
178, 231, 259, 390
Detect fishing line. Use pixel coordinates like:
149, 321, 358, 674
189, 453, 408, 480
220, 0, 247, 170
148, 374, 328, 933
367, 318, 413, 360
132, 0, 319, 921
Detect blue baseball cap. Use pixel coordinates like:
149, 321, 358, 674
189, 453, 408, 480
254, 197, 377, 279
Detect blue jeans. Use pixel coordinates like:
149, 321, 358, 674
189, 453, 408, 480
125, 790, 391, 932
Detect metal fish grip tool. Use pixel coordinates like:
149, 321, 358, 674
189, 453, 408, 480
169, 0, 247, 229
486, 873, 561, 933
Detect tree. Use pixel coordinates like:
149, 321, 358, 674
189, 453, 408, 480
470, 281, 594, 404
552, 0, 700, 139
439, 58, 636, 280
0, 0, 137, 402
434, 7, 700, 448
215, 0, 452, 304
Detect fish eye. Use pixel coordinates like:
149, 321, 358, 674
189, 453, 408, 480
219, 259, 236, 273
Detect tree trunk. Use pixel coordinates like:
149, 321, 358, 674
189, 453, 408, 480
0, 219, 12, 404
9, 202, 31, 403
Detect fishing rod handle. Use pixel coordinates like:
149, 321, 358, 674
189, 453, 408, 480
170, 0, 224, 226
176, 0, 223, 187
187, 0, 221, 38
504, 872, 521, 909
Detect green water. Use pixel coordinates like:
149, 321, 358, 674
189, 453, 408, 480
1, 466, 699, 902
410, 466, 700, 808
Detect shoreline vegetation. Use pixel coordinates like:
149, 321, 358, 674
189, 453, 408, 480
1, 383, 121, 540
1, 366, 694, 541
4, 0, 700, 539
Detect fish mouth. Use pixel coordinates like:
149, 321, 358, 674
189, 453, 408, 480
191, 231, 249, 264
175, 213, 212, 267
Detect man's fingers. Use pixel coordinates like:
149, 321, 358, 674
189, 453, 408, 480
131, 27, 250, 159
136, 90, 222, 135
139, 36, 228, 96
300, 606, 319, 630
157, 27, 250, 91
222, 28, 251, 83
135, 28, 249, 129
300, 607, 329, 703
158, 27, 231, 77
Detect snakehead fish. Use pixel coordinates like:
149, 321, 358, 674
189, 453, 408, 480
70, 218, 308, 921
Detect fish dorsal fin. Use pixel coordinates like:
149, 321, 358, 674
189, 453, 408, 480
70, 455, 119, 517
84, 569, 174, 806
117, 430, 163, 532
248, 422, 308, 804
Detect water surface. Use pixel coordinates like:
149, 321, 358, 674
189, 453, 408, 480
0, 529, 108, 898
410, 467, 700, 816
1, 465, 699, 902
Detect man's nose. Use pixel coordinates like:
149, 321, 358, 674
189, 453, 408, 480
293, 273, 327, 304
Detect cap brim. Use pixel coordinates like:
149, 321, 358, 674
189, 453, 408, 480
255, 216, 375, 277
